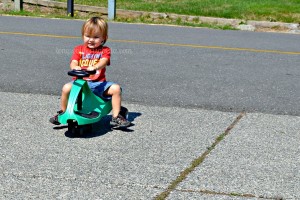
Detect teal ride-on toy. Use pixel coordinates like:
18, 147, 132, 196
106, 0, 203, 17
58, 69, 128, 136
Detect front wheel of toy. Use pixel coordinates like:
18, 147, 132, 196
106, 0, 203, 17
67, 120, 78, 136
67, 120, 93, 137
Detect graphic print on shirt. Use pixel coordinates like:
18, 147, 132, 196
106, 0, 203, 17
79, 52, 102, 68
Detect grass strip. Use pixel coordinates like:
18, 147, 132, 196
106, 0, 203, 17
55, 0, 300, 23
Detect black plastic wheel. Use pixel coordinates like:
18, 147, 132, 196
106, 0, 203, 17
68, 120, 77, 132
67, 121, 93, 137
67, 120, 78, 137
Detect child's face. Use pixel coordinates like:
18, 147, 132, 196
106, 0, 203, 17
83, 30, 105, 49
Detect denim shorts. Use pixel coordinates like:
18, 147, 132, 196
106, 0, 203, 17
87, 81, 115, 101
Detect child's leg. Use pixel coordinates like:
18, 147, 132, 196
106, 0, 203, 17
49, 82, 72, 125
91, 82, 130, 127
105, 84, 122, 118
60, 82, 73, 112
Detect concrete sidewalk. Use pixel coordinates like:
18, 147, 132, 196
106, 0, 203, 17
1, 92, 299, 199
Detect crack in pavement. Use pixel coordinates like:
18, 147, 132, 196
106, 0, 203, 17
154, 111, 246, 200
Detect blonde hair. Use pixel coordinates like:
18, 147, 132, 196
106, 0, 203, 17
81, 17, 108, 39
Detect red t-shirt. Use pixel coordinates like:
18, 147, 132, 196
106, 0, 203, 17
71, 45, 111, 81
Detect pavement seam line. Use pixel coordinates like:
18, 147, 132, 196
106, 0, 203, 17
175, 188, 256, 198
173, 188, 276, 199
1, 31, 300, 55
154, 111, 246, 200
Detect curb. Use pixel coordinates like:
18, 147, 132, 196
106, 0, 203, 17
8, 0, 300, 33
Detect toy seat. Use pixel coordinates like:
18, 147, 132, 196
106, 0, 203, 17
58, 78, 112, 125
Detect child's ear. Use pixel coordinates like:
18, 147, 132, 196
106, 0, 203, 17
101, 36, 108, 45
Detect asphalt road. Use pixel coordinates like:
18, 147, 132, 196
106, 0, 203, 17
0, 16, 299, 115
1, 16, 300, 200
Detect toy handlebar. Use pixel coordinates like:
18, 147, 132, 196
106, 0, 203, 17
68, 69, 96, 78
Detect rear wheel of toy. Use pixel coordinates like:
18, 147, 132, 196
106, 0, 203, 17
84, 124, 93, 134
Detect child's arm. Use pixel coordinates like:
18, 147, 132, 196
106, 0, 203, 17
70, 60, 81, 70
86, 58, 109, 71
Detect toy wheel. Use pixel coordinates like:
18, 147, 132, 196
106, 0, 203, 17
68, 120, 78, 136
119, 106, 128, 119
77, 125, 92, 136
85, 124, 93, 133
67, 121, 93, 137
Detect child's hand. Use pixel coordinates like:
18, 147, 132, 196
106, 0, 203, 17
73, 66, 82, 70
87, 66, 96, 71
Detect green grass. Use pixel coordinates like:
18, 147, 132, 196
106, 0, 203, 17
1, 0, 299, 30
54, 0, 300, 23
114, 14, 237, 30
0, 1, 238, 30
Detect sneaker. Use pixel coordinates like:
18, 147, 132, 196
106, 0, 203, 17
110, 114, 131, 128
49, 110, 63, 125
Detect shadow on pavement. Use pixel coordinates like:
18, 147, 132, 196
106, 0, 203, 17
53, 112, 142, 138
